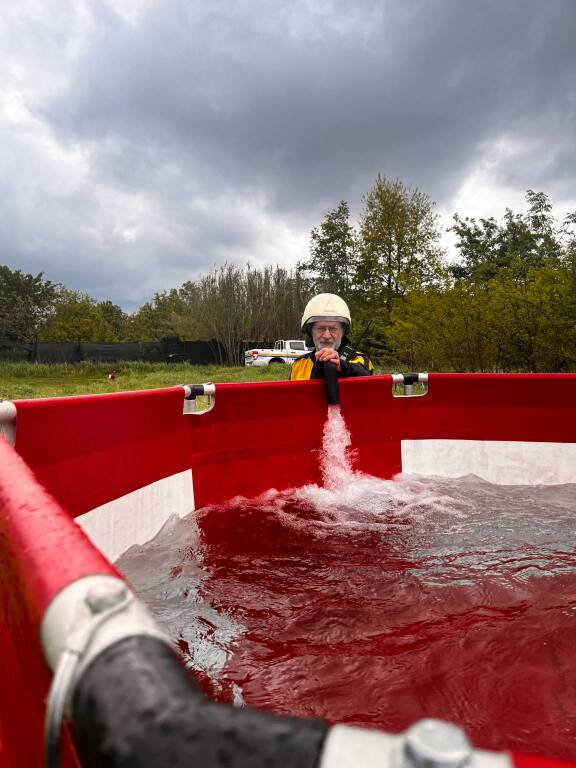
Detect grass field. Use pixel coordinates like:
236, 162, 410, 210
0, 360, 311, 400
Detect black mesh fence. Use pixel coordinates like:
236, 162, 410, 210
160, 338, 227, 364
80, 342, 163, 363
34, 343, 81, 363
0, 341, 32, 361
0, 338, 238, 365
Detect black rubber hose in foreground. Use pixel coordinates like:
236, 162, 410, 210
323, 361, 340, 404
72, 635, 328, 768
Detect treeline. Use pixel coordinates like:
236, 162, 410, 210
297, 179, 576, 372
2, 175, 575, 370
0, 265, 309, 366
0, 274, 129, 346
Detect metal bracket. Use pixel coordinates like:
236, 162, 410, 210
0, 400, 16, 445
392, 372, 428, 397
182, 383, 216, 414
41, 575, 171, 768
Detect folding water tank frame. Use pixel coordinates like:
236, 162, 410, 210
1, 373, 575, 768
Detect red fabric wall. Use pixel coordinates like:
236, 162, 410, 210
0, 438, 119, 767
13, 374, 576, 516
13, 386, 190, 516
3, 373, 576, 766
341, 372, 576, 479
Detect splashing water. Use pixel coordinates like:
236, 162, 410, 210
118, 407, 576, 760
320, 404, 357, 490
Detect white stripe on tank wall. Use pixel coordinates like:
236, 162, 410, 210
76, 469, 195, 563
401, 440, 576, 485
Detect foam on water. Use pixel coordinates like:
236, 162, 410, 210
118, 509, 244, 698
118, 405, 576, 759
301, 404, 472, 531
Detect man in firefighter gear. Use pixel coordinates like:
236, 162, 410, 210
290, 293, 374, 380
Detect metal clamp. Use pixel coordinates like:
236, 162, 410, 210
44, 581, 133, 767
182, 383, 216, 413
392, 372, 428, 397
41, 575, 171, 768
0, 400, 16, 445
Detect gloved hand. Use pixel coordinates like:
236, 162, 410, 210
315, 347, 341, 370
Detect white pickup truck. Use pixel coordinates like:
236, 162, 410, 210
244, 339, 312, 366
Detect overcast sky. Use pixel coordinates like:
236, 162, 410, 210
2, 0, 575, 311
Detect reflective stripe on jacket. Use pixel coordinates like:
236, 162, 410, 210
290, 348, 374, 381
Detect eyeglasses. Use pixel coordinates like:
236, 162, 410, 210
313, 324, 342, 336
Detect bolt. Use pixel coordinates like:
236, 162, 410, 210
85, 582, 128, 614
404, 719, 472, 768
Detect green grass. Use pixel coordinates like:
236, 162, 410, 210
0, 361, 302, 400
0, 360, 404, 403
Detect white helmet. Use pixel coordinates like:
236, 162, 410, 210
301, 293, 351, 334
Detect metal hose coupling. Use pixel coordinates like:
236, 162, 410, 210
41, 575, 171, 768
319, 718, 511, 768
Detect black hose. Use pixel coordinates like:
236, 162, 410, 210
72, 635, 328, 768
323, 361, 340, 404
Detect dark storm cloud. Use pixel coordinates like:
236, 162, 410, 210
3, 0, 575, 308
44, 0, 576, 202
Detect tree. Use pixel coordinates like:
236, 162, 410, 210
40, 290, 120, 343
298, 201, 357, 296
194, 264, 308, 364
387, 253, 576, 373
450, 190, 564, 283
0, 266, 58, 342
387, 278, 496, 372
350, 176, 443, 359
355, 176, 443, 307
386, 188, 576, 372
126, 264, 310, 363
126, 288, 200, 341
487, 265, 576, 372
449, 215, 501, 281
97, 301, 129, 341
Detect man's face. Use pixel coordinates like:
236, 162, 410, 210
311, 321, 344, 351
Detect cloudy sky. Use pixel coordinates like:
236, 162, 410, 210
2, 0, 575, 311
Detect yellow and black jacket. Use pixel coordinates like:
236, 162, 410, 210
290, 342, 374, 381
